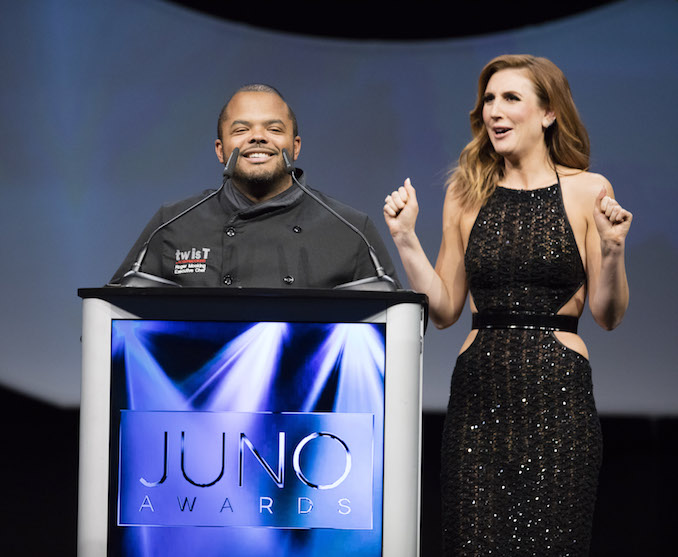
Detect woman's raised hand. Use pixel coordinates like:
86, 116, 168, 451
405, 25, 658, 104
383, 178, 419, 239
593, 187, 632, 249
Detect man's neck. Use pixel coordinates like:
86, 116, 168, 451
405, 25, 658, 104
231, 175, 294, 204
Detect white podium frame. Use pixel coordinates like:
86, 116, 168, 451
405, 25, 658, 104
77, 287, 426, 557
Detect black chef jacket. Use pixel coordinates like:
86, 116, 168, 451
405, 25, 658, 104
110, 170, 399, 289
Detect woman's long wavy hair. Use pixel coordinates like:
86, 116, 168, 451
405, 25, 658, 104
448, 55, 590, 209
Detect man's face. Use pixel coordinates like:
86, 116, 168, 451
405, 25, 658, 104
215, 92, 301, 200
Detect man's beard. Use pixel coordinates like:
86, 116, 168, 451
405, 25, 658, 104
232, 156, 289, 195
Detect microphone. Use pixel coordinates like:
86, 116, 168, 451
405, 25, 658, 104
281, 149, 397, 292
222, 146, 240, 179
113, 148, 240, 287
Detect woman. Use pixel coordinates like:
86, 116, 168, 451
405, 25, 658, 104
384, 55, 631, 556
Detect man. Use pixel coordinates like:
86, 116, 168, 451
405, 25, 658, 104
110, 84, 398, 289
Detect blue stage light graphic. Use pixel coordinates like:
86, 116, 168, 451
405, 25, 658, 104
302, 324, 385, 414
185, 322, 288, 411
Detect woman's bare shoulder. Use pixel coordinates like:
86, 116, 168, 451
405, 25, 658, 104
558, 167, 614, 202
442, 182, 465, 221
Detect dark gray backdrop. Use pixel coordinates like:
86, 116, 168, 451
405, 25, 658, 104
1, 0, 676, 415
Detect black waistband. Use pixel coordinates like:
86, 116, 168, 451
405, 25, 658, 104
472, 311, 578, 334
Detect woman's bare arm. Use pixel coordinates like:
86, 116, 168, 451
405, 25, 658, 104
384, 179, 469, 329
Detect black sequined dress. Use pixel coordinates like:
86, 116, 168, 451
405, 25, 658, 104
441, 181, 602, 556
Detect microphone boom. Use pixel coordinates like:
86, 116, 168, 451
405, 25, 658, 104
113, 149, 240, 287
282, 149, 397, 291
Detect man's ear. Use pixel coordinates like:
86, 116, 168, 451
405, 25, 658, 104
293, 136, 301, 161
215, 139, 225, 164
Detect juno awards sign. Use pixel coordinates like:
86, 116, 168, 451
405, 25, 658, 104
118, 411, 374, 528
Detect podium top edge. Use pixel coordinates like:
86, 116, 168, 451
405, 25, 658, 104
78, 286, 428, 305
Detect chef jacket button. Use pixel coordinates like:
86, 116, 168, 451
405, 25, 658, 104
223, 274, 233, 285
293, 225, 302, 233
225, 226, 236, 237
283, 275, 294, 285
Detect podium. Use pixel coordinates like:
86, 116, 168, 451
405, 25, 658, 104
77, 287, 427, 557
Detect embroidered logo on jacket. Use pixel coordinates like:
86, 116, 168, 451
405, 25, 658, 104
174, 247, 211, 275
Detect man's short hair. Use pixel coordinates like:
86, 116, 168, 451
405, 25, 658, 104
217, 84, 299, 140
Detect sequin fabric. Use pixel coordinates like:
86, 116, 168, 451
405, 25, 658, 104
441, 183, 602, 556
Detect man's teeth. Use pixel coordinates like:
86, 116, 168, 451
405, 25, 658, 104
246, 152, 272, 158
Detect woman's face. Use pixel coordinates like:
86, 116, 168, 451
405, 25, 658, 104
482, 68, 554, 161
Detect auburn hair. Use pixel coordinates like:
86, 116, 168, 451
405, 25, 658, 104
448, 54, 590, 209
